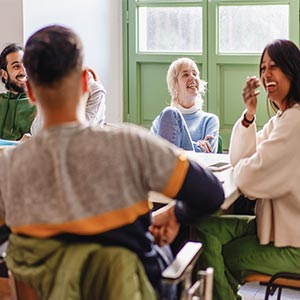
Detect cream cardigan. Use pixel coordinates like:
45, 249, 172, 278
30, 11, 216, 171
229, 104, 300, 247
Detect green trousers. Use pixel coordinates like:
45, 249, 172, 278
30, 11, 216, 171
196, 215, 300, 300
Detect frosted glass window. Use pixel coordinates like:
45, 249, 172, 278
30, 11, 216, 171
219, 5, 289, 53
139, 7, 202, 53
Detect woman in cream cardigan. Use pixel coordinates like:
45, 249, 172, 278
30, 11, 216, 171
197, 39, 300, 300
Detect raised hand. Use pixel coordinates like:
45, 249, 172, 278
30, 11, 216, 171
242, 76, 260, 118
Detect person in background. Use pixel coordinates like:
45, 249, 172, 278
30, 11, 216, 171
0, 43, 36, 140
150, 57, 219, 153
30, 66, 106, 135
197, 39, 300, 300
0, 25, 224, 298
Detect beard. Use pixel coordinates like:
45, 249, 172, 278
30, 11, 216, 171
5, 74, 26, 94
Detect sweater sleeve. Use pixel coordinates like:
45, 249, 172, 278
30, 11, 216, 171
86, 73, 106, 126
231, 108, 300, 200
229, 111, 257, 166
205, 114, 220, 153
30, 110, 43, 136
174, 159, 224, 224
134, 128, 224, 223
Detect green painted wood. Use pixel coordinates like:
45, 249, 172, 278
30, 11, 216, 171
126, 0, 206, 126
124, 0, 300, 150
207, 0, 299, 150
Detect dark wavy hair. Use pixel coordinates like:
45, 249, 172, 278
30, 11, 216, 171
23, 25, 83, 86
0, 43, 23, 87
259, 39, 300, 110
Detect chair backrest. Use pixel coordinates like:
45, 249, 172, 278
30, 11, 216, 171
8, 270, 39, 300
1, 258, 38, 300
6, 252, 156, 300
244, 272, 300, 300
185, 267, 214, 300
6, 233, 204, 300
6, 234, 157, 300
217, 136, 223, 153
0, 277, 11, 300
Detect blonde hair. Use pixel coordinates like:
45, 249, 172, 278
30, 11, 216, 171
166, 57, 207, 107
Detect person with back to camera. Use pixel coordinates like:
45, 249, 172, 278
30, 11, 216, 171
196, 39, 300, 300
0, 25, 224, 299
0, 61, 106, 251
150, 57, 220, 153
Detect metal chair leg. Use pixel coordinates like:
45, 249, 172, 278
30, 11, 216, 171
276, 287, 282, 300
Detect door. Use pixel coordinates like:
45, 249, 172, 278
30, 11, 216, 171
124, 0, 299, 149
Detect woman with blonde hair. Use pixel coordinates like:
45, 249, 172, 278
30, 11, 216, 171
150, 57, 219, 153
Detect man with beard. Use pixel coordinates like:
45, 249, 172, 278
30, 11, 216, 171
0, 43, 36, 140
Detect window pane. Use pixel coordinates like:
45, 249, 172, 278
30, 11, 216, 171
139, 7, 202, 53
219, 5, 289, 53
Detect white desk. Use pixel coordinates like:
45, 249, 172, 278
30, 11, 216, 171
149, 152, 240, 210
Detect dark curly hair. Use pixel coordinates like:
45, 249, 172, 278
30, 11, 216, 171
23, 25, 83, 86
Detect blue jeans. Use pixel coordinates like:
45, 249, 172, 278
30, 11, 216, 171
151, 107, 194, 151
143, 232, 176, 299
196, 215, 300, 300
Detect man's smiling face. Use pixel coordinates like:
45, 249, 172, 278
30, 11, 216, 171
2, 50, 26, 94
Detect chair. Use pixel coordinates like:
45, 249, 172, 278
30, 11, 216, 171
4, 240, 205, 300
217, 136, 223, 154
0, 277, 11, 300
0, 253, 11, 300
183, 267, 214, 300
0, 255, 38, 300
8, 270, 39, 300
244, 272, 300, 300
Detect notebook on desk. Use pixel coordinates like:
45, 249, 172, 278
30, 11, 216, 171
207, 161, 231, 172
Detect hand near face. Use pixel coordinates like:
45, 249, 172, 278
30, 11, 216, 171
149, 201, 180, 247
242, 76, 260, 117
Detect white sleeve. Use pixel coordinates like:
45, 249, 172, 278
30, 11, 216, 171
232, 110, 300, 199
229, 111, 257, 166
86, 72, 106, 126
30, 110, 44, 136
30, 73, 107, 135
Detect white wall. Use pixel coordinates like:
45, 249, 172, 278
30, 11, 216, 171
0, 0, 123, 122
0, 0, 24, 93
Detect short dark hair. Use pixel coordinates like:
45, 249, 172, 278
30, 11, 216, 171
259, 39, 300, 107
0, 43, 23, 85
23, 25, 84, 86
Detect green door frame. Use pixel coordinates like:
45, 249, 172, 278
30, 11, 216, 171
123, 0, 299, 149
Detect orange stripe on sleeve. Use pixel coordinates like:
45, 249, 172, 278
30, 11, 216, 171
162, 151, 189, 198
11, 200, 150, 238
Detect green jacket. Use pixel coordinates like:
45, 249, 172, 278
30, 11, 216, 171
0, 92, 36, 140
6, 234, 157, 300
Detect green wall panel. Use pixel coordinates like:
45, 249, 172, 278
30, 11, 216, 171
219, 64, 269, 128
139, 63, 169, 126
125, 0, 299, 151
218, 64, 272, 150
